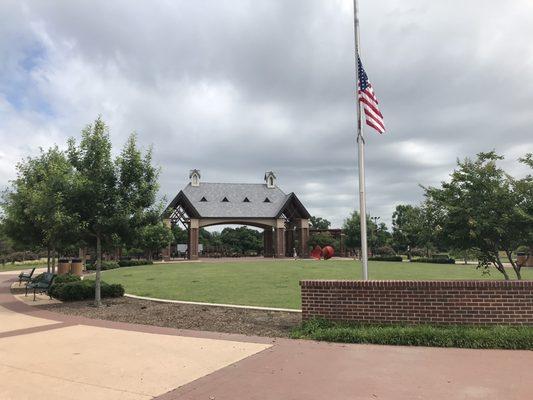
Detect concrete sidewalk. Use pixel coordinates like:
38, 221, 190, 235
0, 275, 270, 400
1, 274, 532, 400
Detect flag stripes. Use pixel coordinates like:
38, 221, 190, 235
357, 56, 385, 134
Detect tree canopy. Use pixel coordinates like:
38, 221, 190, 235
425, 151, 531, 280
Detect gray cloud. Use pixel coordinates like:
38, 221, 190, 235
1, 0, 532, 228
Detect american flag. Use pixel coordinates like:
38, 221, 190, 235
358, 56, 385, 134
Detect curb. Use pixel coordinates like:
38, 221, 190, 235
124, 294, 302, 313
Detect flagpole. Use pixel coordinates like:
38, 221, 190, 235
353, 0, 368, 280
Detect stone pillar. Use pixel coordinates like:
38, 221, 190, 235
285, 228, 294, 257
263, 228, 273, 257
188, 218, 199, 260
162, 218, 172, 261
297, 219, 310, 258
273, 219, 286, 258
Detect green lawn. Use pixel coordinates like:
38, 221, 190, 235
0, 262, 45, 272
100, 259, 533, 309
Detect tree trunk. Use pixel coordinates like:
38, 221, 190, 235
95, 235, 102, 307
494, 253, 510, 280
505, 250, 522, 280
47, 247, 51, 273
51, 248, 56, 274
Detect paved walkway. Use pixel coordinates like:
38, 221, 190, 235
1, 274, 532, 400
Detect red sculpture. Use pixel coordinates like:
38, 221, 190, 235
322, 246, 335, 260
311, 245, 322, 260
310, 245, 335, 260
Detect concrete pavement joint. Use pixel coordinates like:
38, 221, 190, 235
0, 322, 75, 339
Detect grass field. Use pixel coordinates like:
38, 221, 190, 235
100, 259, 533, 309
0, 262, 45, 272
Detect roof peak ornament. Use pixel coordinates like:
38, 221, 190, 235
189, 169, 201, 187
264, 171, 276, 188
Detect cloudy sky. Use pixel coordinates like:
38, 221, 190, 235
1, 0, 532, 228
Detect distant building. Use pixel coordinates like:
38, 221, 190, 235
163, 170, 311, 259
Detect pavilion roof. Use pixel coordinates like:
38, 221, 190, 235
166, 182, 310, 219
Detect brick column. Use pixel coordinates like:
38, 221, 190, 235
273, 219, 286, 258
285, 228, 294, 257
263, 228, 273, 257
162, 218, 172, 261
297, 218, 310, 258
188, 218, 199, 260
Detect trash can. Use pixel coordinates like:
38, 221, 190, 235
57, 258, 70, 275
70, 257, 83, 276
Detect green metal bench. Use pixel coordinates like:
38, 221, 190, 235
18, 267, 36, 286
25, 273, 56, 301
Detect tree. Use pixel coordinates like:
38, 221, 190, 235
343, 211, 378, 252
68, 118, 119, 305
391, 205, 424, 259
219, 226, 262, 255
425, 151, 529, 280
308, 231, 339, 249
68, 118, 159, 305
140, 222, 173, 260
0, 224, 13, 257
309, 216, 331, 230
1, 147, 78, 272
172, 226, 188, 244
515, 153, 533, 262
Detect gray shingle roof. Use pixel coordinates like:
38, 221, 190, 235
181, 182, 288, 218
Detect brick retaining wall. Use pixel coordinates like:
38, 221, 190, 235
300, 280, 533, 326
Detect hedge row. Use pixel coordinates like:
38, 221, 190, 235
118, 259, 153, 267
85, 261, 120, 271
411, 257, 456, 264
291, 319, 533, 350
368, 256, 403, 262
49, 276, 124, 301
85, 259, 153, 270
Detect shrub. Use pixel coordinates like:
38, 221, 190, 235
374, 245, 395, 256
291, 319, 533, 350
117, 259, 153, 267
369, 256, 403, 262
411, 257, 455, 264
50, 279, 124, 301
432, 253, 449, 259
53, 273, 81, 284
85, 261, 120, 271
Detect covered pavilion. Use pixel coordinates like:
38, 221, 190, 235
163, 170, 311, 260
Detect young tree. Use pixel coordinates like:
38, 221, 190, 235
425, 152, 528, 280
68, 118, 119, 305
68, 119, 160, 305
1, 147, 78, 272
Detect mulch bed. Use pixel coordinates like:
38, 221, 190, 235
37, 296, 301, 338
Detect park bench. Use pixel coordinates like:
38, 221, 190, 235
25, 273, 56, 301
18, 267, 36, 286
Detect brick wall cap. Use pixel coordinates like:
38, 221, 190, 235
299, 280, 533, 288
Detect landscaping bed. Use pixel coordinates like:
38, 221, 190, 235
37, 296, 301, 337
291, 319, 533, 350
